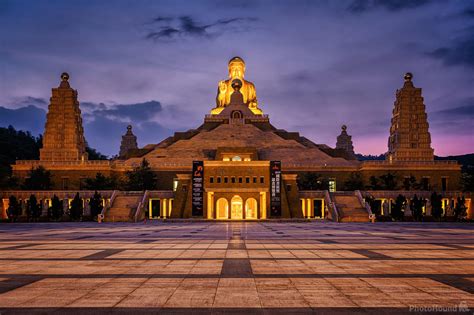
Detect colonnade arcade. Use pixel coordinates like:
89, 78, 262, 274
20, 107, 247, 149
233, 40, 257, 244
206, 191, 267, 220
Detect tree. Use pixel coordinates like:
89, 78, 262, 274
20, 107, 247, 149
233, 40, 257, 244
342, 172, 365, 191
89, 191, 104, 219
460, 170, 474, 192
454, 196, 467, 221
86, 147, 108, 160
23, 166, 52, 190
49, 195, 63, 221
84, 173, 118, 190
391, 194, 406, 221
411, 195, 424, 221
367, 176, 382, 190
431, 192, 443, 220
380, 173, 398, 190
27, 194, 41, 221
7, 196, 21, 222
403, 176, 420, 191
297, 173, 330, 190
126, 159, 157, 191
0, 126, 42, 189
69, 193, 83, 221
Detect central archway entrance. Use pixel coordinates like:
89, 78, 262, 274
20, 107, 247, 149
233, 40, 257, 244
231, 195, 243, 219
216, 198, 229, 219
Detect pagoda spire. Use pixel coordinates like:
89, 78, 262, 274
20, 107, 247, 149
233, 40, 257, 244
119, 125, 138, 159
387, 73, 434, 162
336, 125, 355, 157
40, 73, 88, 161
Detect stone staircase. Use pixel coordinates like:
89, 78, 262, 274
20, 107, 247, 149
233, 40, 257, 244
104, 192, 144, 222
331, 192, 369, 222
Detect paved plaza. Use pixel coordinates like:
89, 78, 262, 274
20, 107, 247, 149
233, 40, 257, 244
0, 222, 473, 314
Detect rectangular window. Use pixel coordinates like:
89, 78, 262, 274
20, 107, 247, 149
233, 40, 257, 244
238, 177, 243, 183
421, 177, 430, 191
224, 177, 228, 184
441, 177, 448, 191
79, 177, 87, 190
328, 179, 336, 192
210, 177, 214, 184
253, 177, 257, 183
246, 177, 250, 184
231, 177, 236, 183
173, 179, 178, 191
260, 176, 264, 184
217, 176, 221, 184
62, 178, 69, 190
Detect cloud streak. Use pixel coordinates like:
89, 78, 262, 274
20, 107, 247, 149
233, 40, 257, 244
145, 15, 257, 41
348, 0, 433, 13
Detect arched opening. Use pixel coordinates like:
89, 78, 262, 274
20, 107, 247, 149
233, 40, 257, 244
216, 198, 229, 219
231, 110, 243, 119
245, 198, 258, 219
231, 156, 242, 161
231, 195, 243, 219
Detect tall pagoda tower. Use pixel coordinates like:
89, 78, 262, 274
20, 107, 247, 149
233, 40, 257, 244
119, 125, 138, 159
387, 73, 434, 162
40, 73, 88, 161
336, 125, 355, 157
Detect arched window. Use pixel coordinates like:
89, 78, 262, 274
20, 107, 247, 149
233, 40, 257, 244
231, 156, 242, 161
245, 198, 258, 219
231, 110, 243, 119
216, 198, 228, 219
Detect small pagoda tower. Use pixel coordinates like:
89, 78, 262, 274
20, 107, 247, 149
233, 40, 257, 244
387, 73, 434, 162
40, 73, 88, 161
119, 125, 138, 159
336, 125, 355, 157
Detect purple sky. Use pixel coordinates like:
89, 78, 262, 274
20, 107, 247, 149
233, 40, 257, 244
0, 0, 473, 157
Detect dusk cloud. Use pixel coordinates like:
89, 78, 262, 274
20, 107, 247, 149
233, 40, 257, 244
348, 0, 433, 13
0, 105, 46, 135
145, 15, 257, 41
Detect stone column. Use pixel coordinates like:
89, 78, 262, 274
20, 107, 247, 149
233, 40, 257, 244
84, 198, 91, 216
63, 199, 69, 216
42, 199, 49, 217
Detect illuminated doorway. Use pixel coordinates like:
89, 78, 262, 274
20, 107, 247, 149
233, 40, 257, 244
313, 199, 324, 218
245, 198, 258, 219
216, 198, 229, 219
231, 195, 243, 219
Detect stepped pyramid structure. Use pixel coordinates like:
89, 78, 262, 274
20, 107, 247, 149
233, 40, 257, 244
119, 125, 138, 159
387, 73, 434, 162
39, 73, 88, 161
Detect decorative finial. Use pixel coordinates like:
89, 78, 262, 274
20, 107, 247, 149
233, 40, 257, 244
127, 125, 132, 131
404, 72, 413, 82
61, 72, 69, 81
341, 125, 347, 132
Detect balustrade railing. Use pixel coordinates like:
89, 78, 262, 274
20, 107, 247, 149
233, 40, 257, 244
134, 190, 149, 222
324, 190, 339, 222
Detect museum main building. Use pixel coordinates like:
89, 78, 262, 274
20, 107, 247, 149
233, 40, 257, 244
4, 57, 471, 222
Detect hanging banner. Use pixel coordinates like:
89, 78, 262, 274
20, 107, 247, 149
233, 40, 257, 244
270, 161, 281, 216
192, 161, 204, 217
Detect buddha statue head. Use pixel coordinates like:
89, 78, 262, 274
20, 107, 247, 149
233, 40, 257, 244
228, 56, 245, 79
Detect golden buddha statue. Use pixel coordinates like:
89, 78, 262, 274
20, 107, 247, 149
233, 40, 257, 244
211, 56, 263, 115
